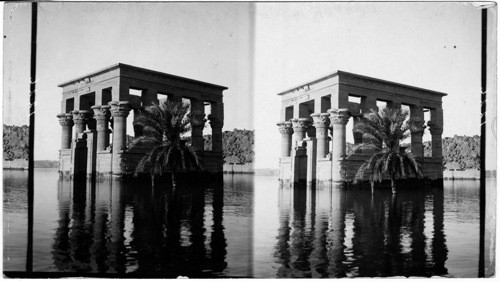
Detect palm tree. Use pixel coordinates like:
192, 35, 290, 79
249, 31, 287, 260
129, 100, 203, 190
351, 107, 424, 194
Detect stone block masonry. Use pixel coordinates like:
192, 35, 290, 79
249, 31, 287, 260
57, 63, 227, 179
277, 70, 446, 185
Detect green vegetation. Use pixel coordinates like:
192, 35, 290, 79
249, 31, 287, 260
3, 125, 29, 160
351, 108, 423, 193
204, 129, 254, 164
129, 101, 202, 188
424, 135, 480, 170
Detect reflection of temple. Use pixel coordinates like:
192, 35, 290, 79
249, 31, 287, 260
51, 177, 228, 277
57, 63, 227, 178
273, 186, 448, 277
276, 71, 446, 185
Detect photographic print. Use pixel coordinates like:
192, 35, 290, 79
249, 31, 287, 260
2, 1, 496, 278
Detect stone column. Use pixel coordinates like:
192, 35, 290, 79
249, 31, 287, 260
311, 113, 330, 158
57, 113, 74, 150
191, 99, 206, 152
208, 102, 224, 153
290, 118, 311, 147
208, 115, 223, 152
329, 109, 350, 182
110, 101, 131, 175
91, 105, 111, 151
71, 110, 91, 138
110, 101, 131, 152
277, 121, 293, 157
428, 123, 443, 159
410, 105, 425, 160
429, 108, 444, 159
133, 107, 145, 137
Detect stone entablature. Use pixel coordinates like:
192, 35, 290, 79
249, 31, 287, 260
277, 70, 446, 185
57, 63, 227, 178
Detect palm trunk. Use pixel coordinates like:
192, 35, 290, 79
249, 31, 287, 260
391, 177, 397, 195
371, 181, 375, 194
172, 172, 177, 193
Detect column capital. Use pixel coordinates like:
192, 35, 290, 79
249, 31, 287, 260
277, 121, 293, 135
409, 117, 426, 135
328, 108, 350, 125
57, 113, 74, 126
208, 114, 223, 129
428, 122, 443, 135
311, 113, 331, 127
190, 110, 206, 128
91, 105, 111, 119
71, 110, 92, 124
109, 101, 132, 118
290, 118, 311, 132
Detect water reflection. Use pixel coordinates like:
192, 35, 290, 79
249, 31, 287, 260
50, 177, 229, 277
274, 185, 449, 277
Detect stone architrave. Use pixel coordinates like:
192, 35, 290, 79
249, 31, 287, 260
92, 105, 111, 151
277, 121, 294, 157
57, 113, 74, 149
311, 113, 330, 159
290, 118, 311, 147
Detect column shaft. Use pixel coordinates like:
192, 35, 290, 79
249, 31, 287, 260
410, 105, 424, 160
191, 99, 206, 152
92, 105, 111, 151
110, 101, 131, 175
311, 113, 330, 158
278, 121, 293, 157
291, 118, 310, 147
57, 113, 74, 149
329, 109, 350, 182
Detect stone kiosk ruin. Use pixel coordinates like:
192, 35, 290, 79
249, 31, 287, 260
277, 71, 446, 186
57, 63, 227, 179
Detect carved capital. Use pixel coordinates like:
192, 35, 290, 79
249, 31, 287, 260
57, 113, 74, 127
71, 110, 92, 124
311, 113, 331, 128
208, 114, 223, 129
410, 118, 426, 135
290, 118, 311, 132
110, 102, 132, 118
277, 121, 293, 135
190, 110, 206, 128
91, 105, 111, 119
428, 121, 443, 135
328, 108, 350, 125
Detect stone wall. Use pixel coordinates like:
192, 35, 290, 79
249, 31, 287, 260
96, 151, 112, 175
443, 169, 480, 180
203, 151, 223, 173
223, 163, 253, 173
279, 157, 292, 181
316, 158, 331, 182
3, 159, 28, 170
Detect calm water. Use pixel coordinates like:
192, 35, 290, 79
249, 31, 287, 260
4, 169, 484, 277
3, 168, 253, 277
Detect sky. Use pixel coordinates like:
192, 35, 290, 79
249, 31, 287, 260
3, 2, 254, 160
2, 2, 487, 166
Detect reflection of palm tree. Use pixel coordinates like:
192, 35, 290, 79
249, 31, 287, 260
52, 179, 72, 271
130, 100, 203, 189
351, 108, 424, 194
210, 183, 227, 273
431, 187, 448, 275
